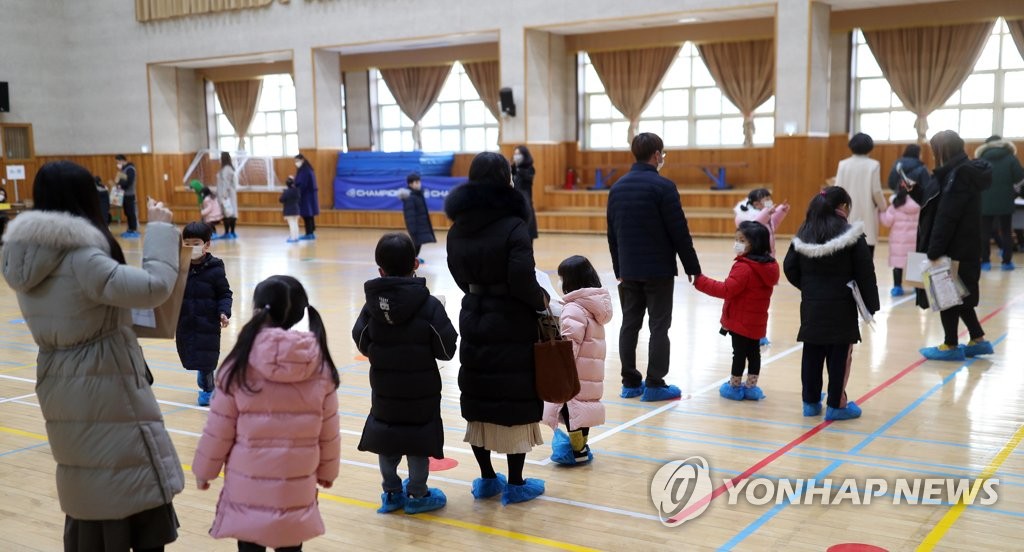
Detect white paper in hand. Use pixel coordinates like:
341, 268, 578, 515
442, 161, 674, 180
847, 280, 874, 328
132, 309, 157, 328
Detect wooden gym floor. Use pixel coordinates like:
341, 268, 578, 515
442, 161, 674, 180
1, 224, 1022, 551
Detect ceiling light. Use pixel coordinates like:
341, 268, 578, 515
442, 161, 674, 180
677, 17, 701, 23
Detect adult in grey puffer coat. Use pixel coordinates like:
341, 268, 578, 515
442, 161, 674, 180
1, 161, 184, 549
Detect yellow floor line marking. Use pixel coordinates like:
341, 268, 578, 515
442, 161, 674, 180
181, 463, 599, 551
0, 426, 47, 440
917, 423, 1024, 551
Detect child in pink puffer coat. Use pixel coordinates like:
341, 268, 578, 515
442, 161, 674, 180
879, 181, 920, 297
543, 255, 612, 466
734, 188, 790, 257
193, 275, 340, 552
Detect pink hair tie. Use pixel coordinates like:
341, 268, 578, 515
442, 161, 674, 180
820, 190, 827, 196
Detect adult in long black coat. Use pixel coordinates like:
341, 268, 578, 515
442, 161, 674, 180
511, 145, 539, 240
444, 151, 548, 505
915, 130, 994, 361
399, 173, 436, 259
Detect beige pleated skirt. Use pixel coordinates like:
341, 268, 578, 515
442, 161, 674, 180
464, 421, 544, 454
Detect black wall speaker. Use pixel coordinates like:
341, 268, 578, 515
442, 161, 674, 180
0, 82, 8, 113
499, 87, 515, 117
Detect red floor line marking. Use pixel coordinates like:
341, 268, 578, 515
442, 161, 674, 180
668, 294, 1020, 524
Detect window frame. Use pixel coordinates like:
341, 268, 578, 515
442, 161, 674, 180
208, 73, 300, 158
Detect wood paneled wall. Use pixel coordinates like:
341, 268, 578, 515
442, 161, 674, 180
566, 144, 775, 190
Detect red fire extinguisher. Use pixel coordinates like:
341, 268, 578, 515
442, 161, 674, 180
565, 168, 576, 190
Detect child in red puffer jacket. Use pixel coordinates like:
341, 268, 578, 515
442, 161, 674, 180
694, 221, 780, 401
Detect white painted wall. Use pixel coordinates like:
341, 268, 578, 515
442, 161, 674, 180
3, 0, 841, 154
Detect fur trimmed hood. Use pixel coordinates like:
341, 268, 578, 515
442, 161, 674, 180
790, 221, 864, 258
443, 180, 531, 230
975, 139, 1016, 159
2, 210, 110, 293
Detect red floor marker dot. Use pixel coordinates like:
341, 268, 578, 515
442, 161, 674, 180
428, 457, 458, 471
354, 354, 368, 361
827, 544, 889, 552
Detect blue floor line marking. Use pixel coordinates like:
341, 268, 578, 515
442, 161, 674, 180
718, 333, 1006, 551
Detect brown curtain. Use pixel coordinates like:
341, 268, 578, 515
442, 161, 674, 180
1009, 19, 1024, 59
462, 60, 502, 142
379, 64, 453, 150
864, 22, 993, 143
697, 39, 774, 147
214, 79, 264, 150
588, 46, 681, 144
136, 0, 277, 22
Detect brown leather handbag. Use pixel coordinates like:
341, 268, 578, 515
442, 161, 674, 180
534, 308, 580, 403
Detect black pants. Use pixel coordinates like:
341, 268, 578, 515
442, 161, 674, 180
618, 278, 674, 388
940, 305, 985, 347
123, 195, 138, 231
559, 403, 591, 436
412, 240, 422, 256
207, 221, 218, 235
238, 542, 302, 552
303, 215, 316, 235
893, 268, 903, 287
730, 332, 761, 377
867, 244, 875, 258
196, 369, 215, 393
223, 217, 237, 235
801, 343, 851, 408
981, 214, 1013, 264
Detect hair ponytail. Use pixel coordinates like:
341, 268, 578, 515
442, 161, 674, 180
220, 308, 271, 395
306, 305, 340, 389
795, 186, 852, 244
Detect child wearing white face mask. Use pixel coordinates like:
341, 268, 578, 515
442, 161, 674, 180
694, 221, 779, 401
177, 221, 233, 406
734, 188, 789, 257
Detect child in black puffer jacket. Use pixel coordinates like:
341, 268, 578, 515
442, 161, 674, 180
177, 221, 233, 406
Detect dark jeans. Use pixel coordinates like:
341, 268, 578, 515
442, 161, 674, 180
303, 215, 316, 235
940, 305, 985, 347
801, 343, 852, 409
379, 454, 429, 498
238, 542, 302, 552
893, 268, 903, 287
123, 195, 138, 231
730, 332, 761, 377
196, 370, 214, 393
618, 278, 674, 388
981, 214, 1013, 264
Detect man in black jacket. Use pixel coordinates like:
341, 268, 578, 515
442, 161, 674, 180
115, 154, 139, 238
607, 133, 701, 402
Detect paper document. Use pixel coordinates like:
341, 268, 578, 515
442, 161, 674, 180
847, 280, 874, 328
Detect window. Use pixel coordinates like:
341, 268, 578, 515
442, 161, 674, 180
211, 74, 299, 157
0, 124, 34, 161
852, 19, 1024, 141
374, 62, 499, 152
580, 43, 775, 149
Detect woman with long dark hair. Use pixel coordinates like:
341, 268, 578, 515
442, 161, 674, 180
511, 145, 539, 240
2, 161, 184, 551
444, 151, 548, 504
294, 154, 320, 240
916, 130, 994, 361
217, 151, 239, 239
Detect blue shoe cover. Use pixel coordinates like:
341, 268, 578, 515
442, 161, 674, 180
377, 491, 406, 513
961, 340, 994, 357
803, 392, 824, 416
825, 401, 862, 421
981, 262, 991, 271
641, 384, 681, 402
502, 478, 545, 505
719, 381, 745, 401
920, 345, 966, 361
620, 383, 645, 398
198, 391, 212, 407
891, 286, 904, 297
743, 385, 766, 401
1002, 262, 1016, 271
550, 429, 576, 465
471, 474, 507, 499
759, 337, 770, 347
405, 488, 447, 514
